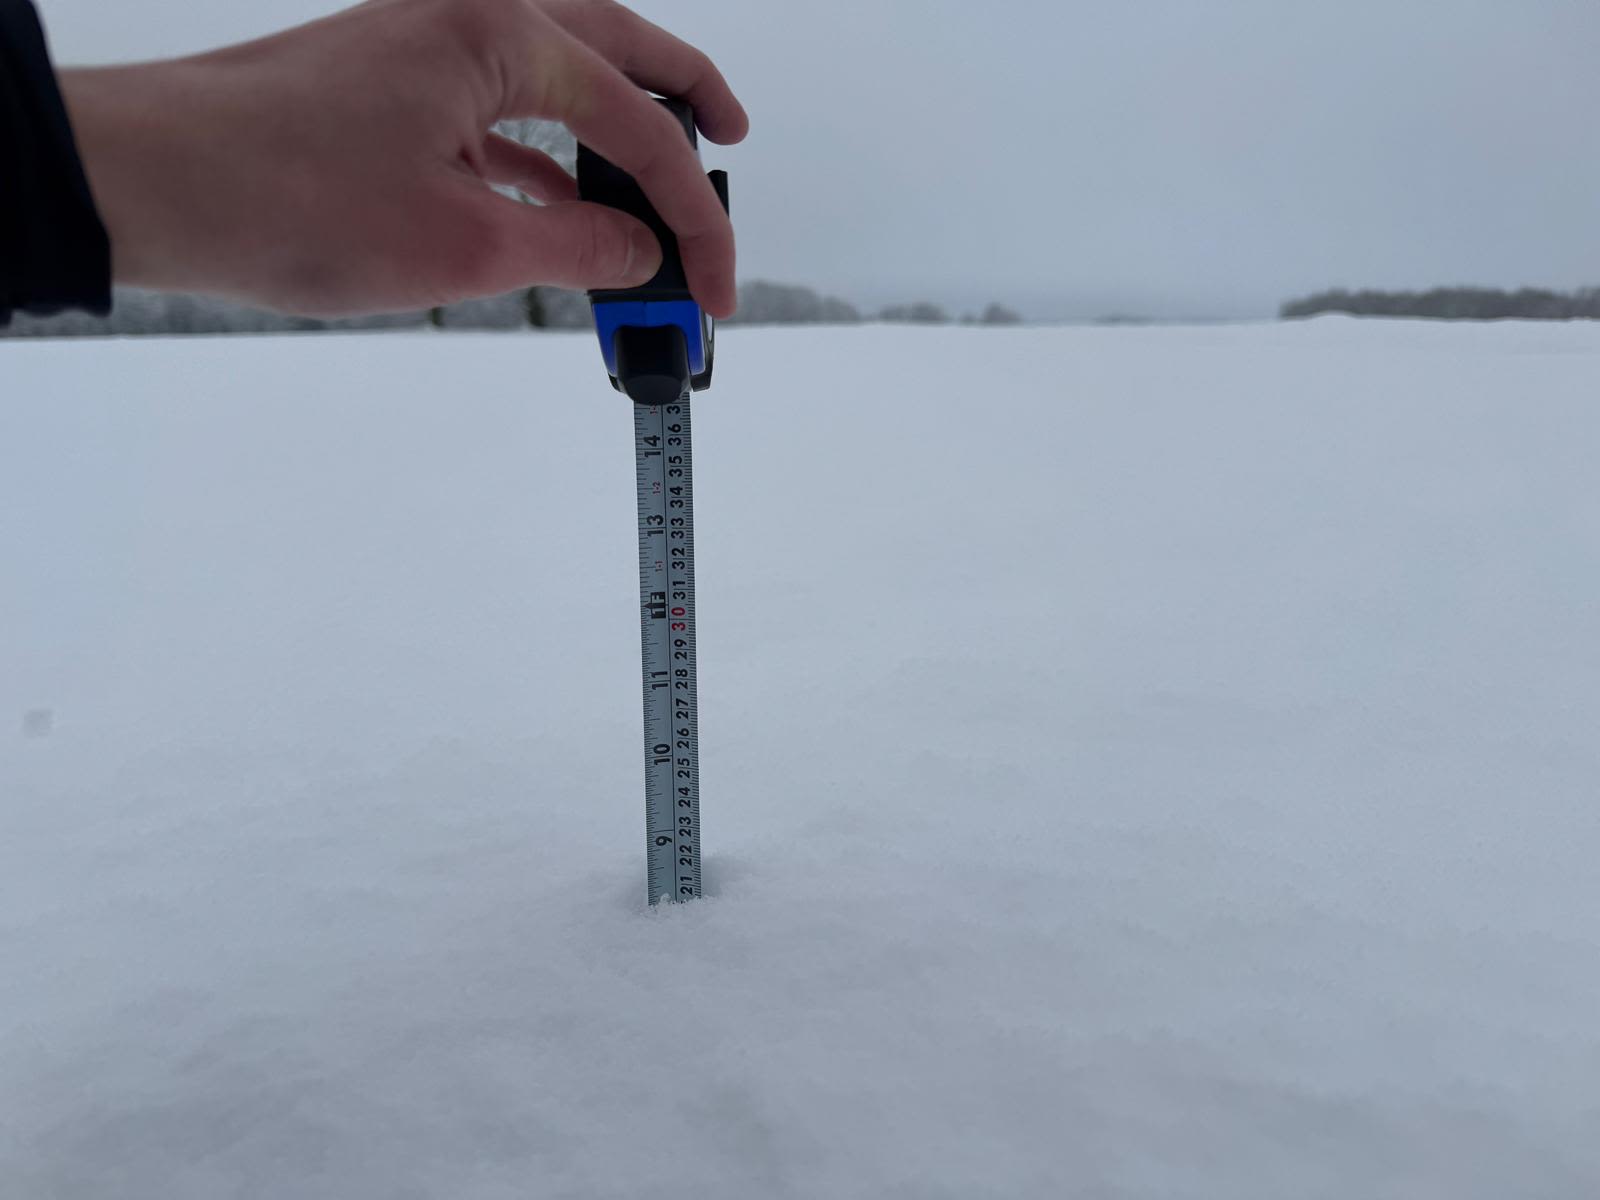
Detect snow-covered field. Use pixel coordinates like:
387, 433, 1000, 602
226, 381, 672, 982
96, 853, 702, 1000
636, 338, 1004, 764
4, 319, 1599, 1197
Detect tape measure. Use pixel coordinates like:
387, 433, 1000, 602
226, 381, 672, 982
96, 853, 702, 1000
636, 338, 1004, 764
578, 97, 728, 904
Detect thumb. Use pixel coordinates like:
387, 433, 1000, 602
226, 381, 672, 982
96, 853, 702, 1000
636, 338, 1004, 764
472, 197, 663, 295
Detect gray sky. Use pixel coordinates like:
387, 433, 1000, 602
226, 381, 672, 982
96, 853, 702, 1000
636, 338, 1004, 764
39, 0, 1600, 319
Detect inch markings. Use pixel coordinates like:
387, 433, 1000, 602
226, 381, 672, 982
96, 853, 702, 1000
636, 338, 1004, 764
635, 394, 701, 904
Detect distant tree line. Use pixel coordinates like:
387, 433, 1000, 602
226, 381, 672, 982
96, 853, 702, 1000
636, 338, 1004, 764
1282, 286, 1600, 321
2, 282, 1027, 338
0, 286, 593, 339
873, 300, 1021, 326
722, 281, 862, 325
708, 284, 1023, 327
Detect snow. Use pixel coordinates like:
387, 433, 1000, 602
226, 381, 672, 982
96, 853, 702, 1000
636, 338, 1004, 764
4, 319, 1600, 1196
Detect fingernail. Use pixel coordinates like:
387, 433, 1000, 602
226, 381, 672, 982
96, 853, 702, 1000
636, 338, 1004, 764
625, 227, 662, 285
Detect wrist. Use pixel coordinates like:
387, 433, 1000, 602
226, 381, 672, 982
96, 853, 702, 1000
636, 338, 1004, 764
57, 63, 211, 294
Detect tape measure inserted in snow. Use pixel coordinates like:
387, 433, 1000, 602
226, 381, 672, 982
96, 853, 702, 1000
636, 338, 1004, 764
577, 97, 728, 905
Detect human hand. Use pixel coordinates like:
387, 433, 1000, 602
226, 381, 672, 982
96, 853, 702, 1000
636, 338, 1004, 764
57, 0, 748, 317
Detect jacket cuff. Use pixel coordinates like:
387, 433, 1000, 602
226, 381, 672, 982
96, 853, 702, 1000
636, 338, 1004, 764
0, 0, 112, 325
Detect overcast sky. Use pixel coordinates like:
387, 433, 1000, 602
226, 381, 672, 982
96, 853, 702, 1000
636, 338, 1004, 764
38, 0, 1600, 319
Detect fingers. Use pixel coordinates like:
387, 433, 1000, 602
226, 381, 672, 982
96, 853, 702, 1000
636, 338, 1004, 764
463, 189, 664, 296
506, 22, 738, 316
477, 132, 579, 202
539, 0, 749, 144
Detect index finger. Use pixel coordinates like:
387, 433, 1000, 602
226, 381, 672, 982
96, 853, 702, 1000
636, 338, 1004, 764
510, 24, 737, 317
540, 0, 749, 145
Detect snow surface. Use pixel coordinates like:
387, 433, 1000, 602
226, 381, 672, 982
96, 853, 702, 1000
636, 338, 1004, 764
3, 320, 1600, 1197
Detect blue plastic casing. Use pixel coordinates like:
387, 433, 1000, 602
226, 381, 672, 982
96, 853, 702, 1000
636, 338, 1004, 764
594, 299, 708, 378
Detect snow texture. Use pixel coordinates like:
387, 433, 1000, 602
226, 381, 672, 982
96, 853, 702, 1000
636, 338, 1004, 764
3, 321, 1600, 1197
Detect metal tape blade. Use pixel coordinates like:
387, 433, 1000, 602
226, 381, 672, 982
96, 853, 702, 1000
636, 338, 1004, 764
635, 394, 701, 904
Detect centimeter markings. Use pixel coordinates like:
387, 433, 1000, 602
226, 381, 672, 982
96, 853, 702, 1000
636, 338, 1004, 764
635, 391, 701, 904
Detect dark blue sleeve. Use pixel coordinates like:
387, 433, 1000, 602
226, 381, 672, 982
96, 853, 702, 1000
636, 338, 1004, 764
0, 0, 111, 325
